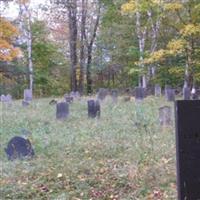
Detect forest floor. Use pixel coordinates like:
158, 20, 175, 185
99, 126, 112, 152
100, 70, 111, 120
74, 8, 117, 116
0, 96, 176, 200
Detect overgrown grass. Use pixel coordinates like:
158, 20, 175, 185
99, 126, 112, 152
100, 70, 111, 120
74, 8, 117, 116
0, 96, 176, 199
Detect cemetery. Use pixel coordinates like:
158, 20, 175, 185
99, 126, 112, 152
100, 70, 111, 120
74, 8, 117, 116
1, 0, 200, 199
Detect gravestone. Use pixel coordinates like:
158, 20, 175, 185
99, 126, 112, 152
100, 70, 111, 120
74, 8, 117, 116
135, 87, 145, 101
88, 100, 100, 118
155, 84, 162, 97
159, 106, 172, 126
0, 94, 12, 104
111, 89, 118, 103
64, 94, 73, 103
97, 88, 108, 101
22, 100, 30, 107
183, 87, 191, 100
191, 88, 199, 100
165, 87, 175, 101
56, 102, 69, 120
24, 89, 32, 101
124, 96, 131, 102
49, 99, 57, 105
5, 136, 34, 160
175, 100, 200, 200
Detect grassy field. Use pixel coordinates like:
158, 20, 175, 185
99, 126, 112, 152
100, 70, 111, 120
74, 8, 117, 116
0, 96, 177, 200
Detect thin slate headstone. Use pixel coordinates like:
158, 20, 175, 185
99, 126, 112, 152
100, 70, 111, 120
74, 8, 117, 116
5, 136, 34, 160
183, 87, 191, 100
88, 100, 100, 118
97, 88, 108, 101
155, 84, 162, 97
159, 106, 172, 126
175, 100, 200, 200
24, 89, 32, 101
135, 87, 145, 101
56, 102, 69, 120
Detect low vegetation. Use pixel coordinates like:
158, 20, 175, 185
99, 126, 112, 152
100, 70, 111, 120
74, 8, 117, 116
1, 97, 176, 199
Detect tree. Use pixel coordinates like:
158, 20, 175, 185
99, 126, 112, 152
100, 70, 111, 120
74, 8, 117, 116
144, 1, 200, 89
16, 0, 34, 91
0, 17, 20, 61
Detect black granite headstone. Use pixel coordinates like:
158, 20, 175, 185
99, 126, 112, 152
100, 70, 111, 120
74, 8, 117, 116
183, 87, 191, 100
5, 136, 34, 160
135, 87, 145, 100
175, 100, 200, 200
88, 100, 100, 118
56, 102, 69, 120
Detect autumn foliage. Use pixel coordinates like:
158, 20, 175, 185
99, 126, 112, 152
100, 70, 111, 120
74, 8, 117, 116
0, 17, 20, 61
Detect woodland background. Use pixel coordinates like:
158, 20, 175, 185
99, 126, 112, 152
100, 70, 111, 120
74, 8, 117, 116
1, 0, 200, 98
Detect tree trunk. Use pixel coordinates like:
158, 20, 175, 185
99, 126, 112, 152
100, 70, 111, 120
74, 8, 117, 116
86, 48, 92, 94
85, 2, 101, 94
79, 0, 87, 94
68, 1, 78, 92
135, 9, 147, 88
27, 15, 33, 91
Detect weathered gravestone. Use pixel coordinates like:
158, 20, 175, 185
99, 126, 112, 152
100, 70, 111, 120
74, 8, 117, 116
155, 84, 162, 97
87, 100, 100, 118
5, 136, 34, 160
123, 96, 131, 102
64, 93, 73, 103
0, 94, 12, 105
159, 106, 172, 126
135, 87, 145, 101
111, 89, 118, 103
175, 100, 200, 200
24, 89, 32, 101
49, 99, 57, 105
22, 100, 30, 107
97, 88, 108, 101
56, 102, 69, 120
165, 86, 175, 101
183, 87, 191, 100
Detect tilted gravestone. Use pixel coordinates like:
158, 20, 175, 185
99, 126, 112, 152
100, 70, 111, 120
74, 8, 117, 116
5, 136, 34, 160
97, 88, 108, 101
175, 100, 200, 200
155, 84, 162, 97
135, 87, 145, 101
56, 102, 69, 120
111, 89, 118, 103
159, 106, 172, 126
183, 87, 191, 100
88, 100, 100, 118
24, 89, 32, 101
49, 99, 57, 105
